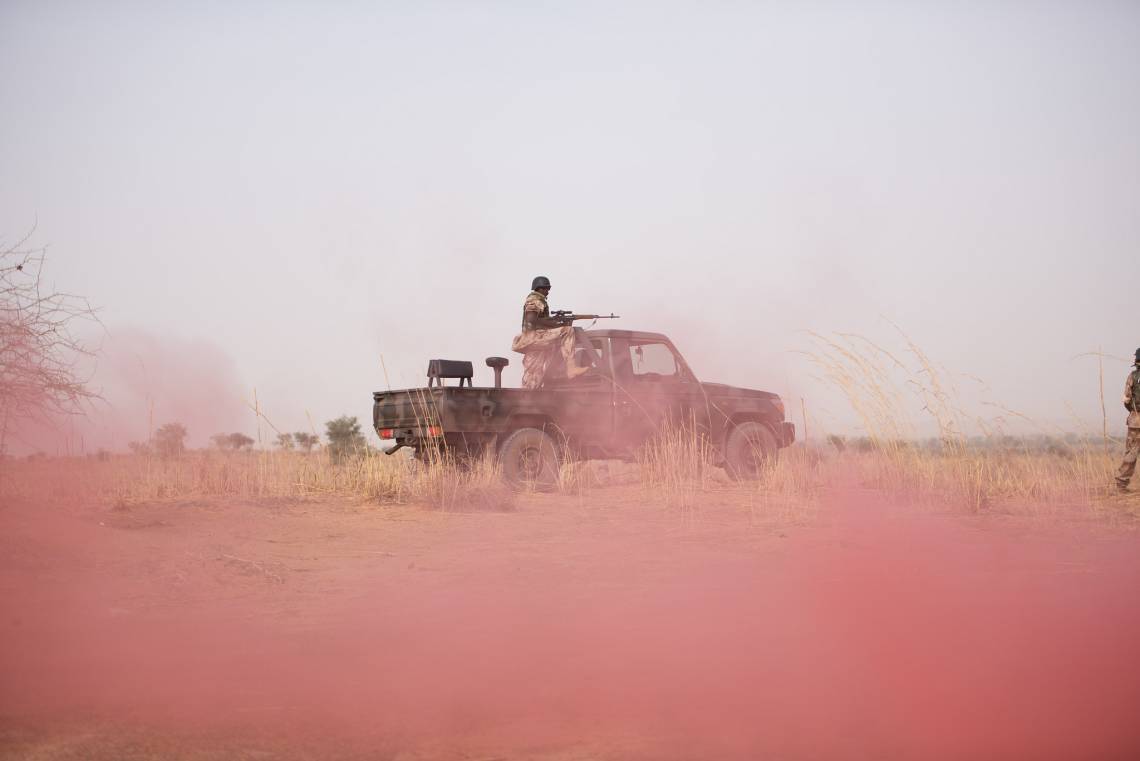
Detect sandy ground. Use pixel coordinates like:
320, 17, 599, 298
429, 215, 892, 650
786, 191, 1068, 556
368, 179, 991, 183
2, 485, 1140, 760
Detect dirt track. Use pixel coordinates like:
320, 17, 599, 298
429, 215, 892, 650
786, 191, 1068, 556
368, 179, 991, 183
2, 487, 1140, 760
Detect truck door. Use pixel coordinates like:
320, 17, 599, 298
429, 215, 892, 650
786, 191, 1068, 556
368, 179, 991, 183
611, 337, 708, 450
550, 335, 618, 455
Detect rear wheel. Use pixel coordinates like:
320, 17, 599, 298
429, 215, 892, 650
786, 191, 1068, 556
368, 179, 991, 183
497, 427, 562, 491
724, 422, 778, 480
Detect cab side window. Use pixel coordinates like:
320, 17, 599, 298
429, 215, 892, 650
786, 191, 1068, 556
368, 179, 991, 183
629, 342, 678, 380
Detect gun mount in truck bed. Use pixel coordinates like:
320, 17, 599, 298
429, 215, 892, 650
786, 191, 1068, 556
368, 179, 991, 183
372, 329, 795, 489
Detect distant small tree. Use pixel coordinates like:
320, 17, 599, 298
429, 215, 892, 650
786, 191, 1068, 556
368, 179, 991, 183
227, 432, 254, 451
325, 416, 366, 461
127, 440, 151, 456
293, 431, 320, 453
154, 422, 187, 458
210, 432, 254, 452
276, 432, 294, 450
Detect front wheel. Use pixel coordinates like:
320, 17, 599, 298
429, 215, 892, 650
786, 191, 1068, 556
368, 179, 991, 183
497, 427, 562, 491
724, 422, 778, 480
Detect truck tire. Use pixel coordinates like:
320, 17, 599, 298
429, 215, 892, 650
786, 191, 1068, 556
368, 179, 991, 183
724, 422, 778, 480
498, 427, 561, 491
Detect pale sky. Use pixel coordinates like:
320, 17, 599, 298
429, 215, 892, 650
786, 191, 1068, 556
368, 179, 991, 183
2, 1, 1137, 451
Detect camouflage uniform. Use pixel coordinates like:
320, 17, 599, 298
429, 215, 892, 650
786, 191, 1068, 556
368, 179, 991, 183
1116, 365, 1140, 491
511, 290, 591, 389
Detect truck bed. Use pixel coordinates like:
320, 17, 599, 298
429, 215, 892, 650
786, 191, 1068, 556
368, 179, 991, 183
372, 386, 539, 435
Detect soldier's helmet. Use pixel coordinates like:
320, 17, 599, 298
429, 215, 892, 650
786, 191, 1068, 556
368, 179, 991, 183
532, 276, 552, 290
1134, 347, 1140, 363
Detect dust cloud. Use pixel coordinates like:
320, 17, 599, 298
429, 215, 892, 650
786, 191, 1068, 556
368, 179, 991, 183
11, 326, 250, 455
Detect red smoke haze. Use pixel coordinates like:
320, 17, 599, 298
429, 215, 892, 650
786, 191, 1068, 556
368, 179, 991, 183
10, 327, 248, 455
2, 486, 1139, 758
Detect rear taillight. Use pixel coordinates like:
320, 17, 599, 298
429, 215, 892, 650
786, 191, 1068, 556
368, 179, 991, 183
378, 428, 395, 439
426, 425, 443, 437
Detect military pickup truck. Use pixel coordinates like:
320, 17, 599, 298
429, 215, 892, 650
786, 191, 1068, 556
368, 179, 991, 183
372, 329, 795, 489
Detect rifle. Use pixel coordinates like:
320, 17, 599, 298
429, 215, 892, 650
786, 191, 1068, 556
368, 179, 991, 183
551, 310, 621, 326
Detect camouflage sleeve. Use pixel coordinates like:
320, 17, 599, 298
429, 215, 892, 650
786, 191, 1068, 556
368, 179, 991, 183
1126, 371, 1136, 411
524, 295, 544, 315
522, 295, 543, 331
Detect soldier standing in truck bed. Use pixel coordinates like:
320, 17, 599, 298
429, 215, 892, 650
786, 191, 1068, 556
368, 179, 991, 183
510, 276, 594, 389
1116, 348, 1140, 493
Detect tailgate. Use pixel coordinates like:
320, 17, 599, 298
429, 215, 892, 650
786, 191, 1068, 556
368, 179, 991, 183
372, 389, 440, 431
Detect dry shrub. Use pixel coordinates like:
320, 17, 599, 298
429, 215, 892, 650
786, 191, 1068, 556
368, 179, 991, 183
637, 421, 720, 514
635, 421, 822, 525
413, 449, 514, 512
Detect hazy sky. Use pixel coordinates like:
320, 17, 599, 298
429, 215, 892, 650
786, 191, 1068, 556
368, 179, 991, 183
2, 1, 1137, 451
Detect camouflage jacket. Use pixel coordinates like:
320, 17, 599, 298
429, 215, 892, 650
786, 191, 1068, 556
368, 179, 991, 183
521, 290, 550, 331
1126, 367, 1140, 428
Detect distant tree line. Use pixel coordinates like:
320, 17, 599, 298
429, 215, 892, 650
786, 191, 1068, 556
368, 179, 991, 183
823, 432, 1121, 458
124, 415, 371, 461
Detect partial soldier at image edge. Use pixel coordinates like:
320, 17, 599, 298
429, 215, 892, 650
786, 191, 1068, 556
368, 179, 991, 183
1115, 347, 1140, 493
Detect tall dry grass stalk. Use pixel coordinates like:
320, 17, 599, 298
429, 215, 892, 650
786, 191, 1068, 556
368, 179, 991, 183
636, 420, 718, 516
636, 420, 823, 524
803, 330, 1127, 513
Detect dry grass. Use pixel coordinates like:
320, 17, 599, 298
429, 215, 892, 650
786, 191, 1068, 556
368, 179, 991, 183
845, 443, 1123, 513
0, 448, 514, 512
0, 434, 1130, 521
635, 423, 823, 525
636, 421, 720, 513
801, 329, 1132, 516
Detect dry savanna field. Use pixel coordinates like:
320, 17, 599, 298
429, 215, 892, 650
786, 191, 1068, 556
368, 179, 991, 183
3, 428, 1140, 760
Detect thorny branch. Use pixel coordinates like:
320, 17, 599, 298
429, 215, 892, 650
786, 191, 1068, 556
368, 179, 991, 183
1, 227, 102, 454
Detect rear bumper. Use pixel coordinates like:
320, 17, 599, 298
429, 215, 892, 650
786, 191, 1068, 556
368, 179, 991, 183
779, 422, 796, 448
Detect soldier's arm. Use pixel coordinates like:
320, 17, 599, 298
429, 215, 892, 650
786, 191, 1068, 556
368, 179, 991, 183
1126, 372, 1136, 412
523, 301, 563, 330
534, 315, 565, 329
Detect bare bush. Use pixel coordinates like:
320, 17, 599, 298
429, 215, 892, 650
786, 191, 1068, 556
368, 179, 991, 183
0, 227, 99, 454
